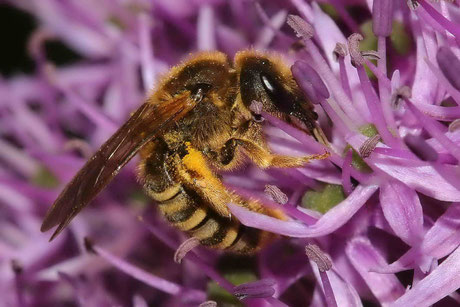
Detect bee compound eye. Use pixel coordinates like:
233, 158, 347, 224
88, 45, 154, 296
260, 74, 277, 96
259, 73, 292, 114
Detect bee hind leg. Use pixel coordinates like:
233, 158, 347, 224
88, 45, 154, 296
177, 142, 234, 218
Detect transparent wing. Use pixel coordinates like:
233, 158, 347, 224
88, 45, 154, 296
41, 96, 196, 241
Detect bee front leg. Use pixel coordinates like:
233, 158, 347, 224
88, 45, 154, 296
236, 138, 330, 169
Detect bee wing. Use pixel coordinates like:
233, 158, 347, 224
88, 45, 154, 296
41, 96, 196, 241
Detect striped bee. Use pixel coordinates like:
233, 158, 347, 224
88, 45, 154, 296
41, 50, 328, 253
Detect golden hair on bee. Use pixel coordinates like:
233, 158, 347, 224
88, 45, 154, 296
40, 50, 329, 253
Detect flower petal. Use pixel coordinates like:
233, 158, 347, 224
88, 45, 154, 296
228, 185, 378, 237
379, 180, 424, 246
346, 238, 405, 305
391, 246, 460, 306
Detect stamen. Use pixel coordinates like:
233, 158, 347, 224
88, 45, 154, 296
288, 18, 363, 124
84, 238, 184, 295
233, 279, 276, 300
333, 42, 348, 62
0, 139, 39, 177
361, 50, 381, 61
449, 119, 460, 132
140, 218, 235, 293
417, 0, 460, 39
356, 59, 401, 148
333, 43, 353, 99
139, 12, 155, 91
391, 85, 412, 108
287, 14, 314, 39
404, 134, 439, 161
342, 150, 354, 195
174, 237, 201, 264
291, 61, 330, 102
347, 33, 365, 67
254, 2, 292, 45
264, 185, 288, 204
405, 99, 460, 162
197, 5, 216, 50
45, 66, 118, 132
199, 301, 217, 307
64, 139, 93, 158
359, 134, 381, 158
372, 0, 394, 37
436, 46, 460, 91
27, 29, 54, 62
305, 244, 332, 272
306, 244, 337, 307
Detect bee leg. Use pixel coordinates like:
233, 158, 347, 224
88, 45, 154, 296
177, 142, 233, 218
235, 138, 330, 169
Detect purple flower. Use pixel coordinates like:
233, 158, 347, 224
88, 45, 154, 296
1, 0, 460, 305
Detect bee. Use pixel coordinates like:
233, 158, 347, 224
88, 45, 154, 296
41, 50, 329, 254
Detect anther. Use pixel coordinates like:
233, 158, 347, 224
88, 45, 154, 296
287, 15, 314, 39
199, 301, 217, 307
305, 244, 332, 272
64, 139, 93, 158
359, 134, 381, 158
449, 119, 460, 132
347, 33, 365, 67
391, 85, 412, 108
264, 185, 288, 204
174, 237, 201, 263
333, 43, 348, 62
233, 279, 276, 300
361, 50, 381, 61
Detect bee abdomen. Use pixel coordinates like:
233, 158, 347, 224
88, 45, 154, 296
154, 187, 269, 253
227, 225, 271, 254
142, 156, 272, 253
189, 214, 239, 249
189, 213, 270, 254
157, 188, 207, 231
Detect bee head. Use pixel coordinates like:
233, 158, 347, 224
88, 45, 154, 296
235, 51, 318, 134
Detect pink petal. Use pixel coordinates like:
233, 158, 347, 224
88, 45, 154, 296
347, 134, 460, 202
310, 262, 363, 307
346, 238, 405, 304
228, 185, 378, 237
374, 203, 460, 274
379, 180, 424, 246
391, 246, 460, 306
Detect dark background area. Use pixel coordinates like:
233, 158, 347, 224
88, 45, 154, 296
0, 3, 81, 77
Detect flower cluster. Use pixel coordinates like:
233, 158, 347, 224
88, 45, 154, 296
1, 0, 460, 306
